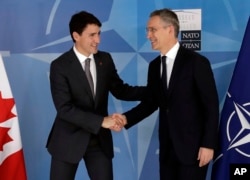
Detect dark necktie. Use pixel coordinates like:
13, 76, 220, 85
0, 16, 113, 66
85, 58, 94, 97
161, 56, 167, 92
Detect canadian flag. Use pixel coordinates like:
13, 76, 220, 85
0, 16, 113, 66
0, 55, 27, 180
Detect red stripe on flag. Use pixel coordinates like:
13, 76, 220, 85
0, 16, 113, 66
0, 149, 27, 180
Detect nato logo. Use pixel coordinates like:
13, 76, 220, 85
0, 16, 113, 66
226, 99, 250, 157
214, 92, 250, 165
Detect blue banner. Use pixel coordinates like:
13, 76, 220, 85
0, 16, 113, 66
212, 17, 250, 180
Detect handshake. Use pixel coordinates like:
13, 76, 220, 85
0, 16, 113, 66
102, 113, 127, 132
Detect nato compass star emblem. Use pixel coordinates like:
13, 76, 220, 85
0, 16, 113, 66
224, 92, 250, 158
215, 92, 250, 162
226, 97, 250, 157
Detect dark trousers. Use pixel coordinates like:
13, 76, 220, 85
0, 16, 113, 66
160, 145, 208, 180
50, 139, 113, 180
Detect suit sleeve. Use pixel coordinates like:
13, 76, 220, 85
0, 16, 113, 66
107, 53, 148, 101
194, 56, 219, 149
124, 61, 159, 129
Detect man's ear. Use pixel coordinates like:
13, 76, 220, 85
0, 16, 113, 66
72, 31, 79, 42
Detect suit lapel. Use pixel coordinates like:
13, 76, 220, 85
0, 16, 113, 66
93, 53, 104, 105
68, 49, 94, 99
167, 47, 184, 97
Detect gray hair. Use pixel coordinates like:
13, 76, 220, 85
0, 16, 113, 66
150, 8, 180, 37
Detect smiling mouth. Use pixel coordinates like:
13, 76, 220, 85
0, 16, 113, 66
151, 41, 156, 46
91, 45, 98, 50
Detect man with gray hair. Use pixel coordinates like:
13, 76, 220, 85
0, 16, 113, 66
115, 8, 219, 180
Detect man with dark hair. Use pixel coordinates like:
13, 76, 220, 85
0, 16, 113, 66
46, 11, 146, 180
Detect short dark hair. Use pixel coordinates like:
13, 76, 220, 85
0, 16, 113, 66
69, 11, 102, 42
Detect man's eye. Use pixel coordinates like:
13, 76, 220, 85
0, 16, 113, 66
146, 28, 157, 33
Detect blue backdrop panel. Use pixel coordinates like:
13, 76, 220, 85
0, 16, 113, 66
0, 0, 250, 179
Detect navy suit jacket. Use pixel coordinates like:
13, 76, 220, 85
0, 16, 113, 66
125, 46, 219, 164
46, 48, 146, 163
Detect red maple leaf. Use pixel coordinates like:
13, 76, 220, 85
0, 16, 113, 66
0, 91, 16, 151
0, 91, 16, 123
0, 127, 13, 151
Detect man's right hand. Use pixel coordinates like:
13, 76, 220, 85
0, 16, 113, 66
102, 115, 126, 132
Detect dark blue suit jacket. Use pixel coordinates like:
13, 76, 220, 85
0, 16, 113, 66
125, 46, 219, 164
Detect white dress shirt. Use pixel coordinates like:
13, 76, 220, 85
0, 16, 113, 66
161, 42, 180, 86
73, 46, 97, 95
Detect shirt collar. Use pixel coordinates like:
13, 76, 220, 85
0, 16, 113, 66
73, 46, 94, 63
162, 42, 180, 60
